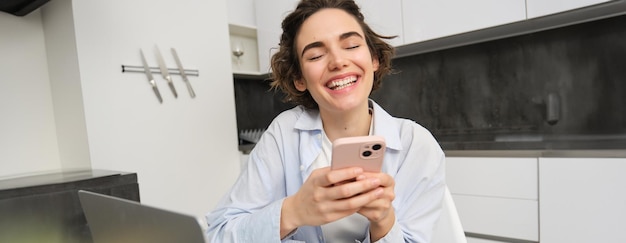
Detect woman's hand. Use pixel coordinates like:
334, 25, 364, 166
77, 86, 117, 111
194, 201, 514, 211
280, 167, 384, 238
357, 172, 396, 241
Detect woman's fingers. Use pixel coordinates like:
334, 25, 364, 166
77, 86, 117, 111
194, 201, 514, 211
314, 166, 364, 187
327, 177, 381, 200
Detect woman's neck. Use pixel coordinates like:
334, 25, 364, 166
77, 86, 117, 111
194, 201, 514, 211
320, 102, 371, 142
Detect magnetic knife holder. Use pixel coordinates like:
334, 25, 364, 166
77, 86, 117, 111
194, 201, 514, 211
121, 65, 199, 76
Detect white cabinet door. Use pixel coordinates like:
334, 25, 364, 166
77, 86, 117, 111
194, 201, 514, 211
526, 0, 613, 19
355, 0, 404, 46
539, 157, 626, 243
454, 195, 538, 241
254, 0, 299, 74
467, 237, 507, 243
446, 157, 539, 241
446, 157, 538, 200
401, 0, 526, 43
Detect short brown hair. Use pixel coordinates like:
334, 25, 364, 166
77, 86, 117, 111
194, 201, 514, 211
269, 0, 395, 109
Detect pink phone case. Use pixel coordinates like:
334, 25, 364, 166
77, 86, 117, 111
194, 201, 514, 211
331, 135, 386, 172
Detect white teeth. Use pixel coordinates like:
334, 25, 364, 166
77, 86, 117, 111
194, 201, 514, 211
327, 76, 357, 90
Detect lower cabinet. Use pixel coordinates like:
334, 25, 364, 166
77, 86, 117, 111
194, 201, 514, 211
539, 157, 626, 243
446, 157, 539, 242
467, 237, 509, 243
448, 156, 626, 243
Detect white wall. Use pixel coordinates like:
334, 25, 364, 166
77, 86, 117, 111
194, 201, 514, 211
67, 0, 240, 217
41, 0, 91, 172
227, 0, 257, 27
1, 0, 241, 219
0, 11, 62, 178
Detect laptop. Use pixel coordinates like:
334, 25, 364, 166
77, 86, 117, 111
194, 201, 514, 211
78, 190, 207, 243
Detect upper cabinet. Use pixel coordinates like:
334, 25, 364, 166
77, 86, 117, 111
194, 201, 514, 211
527, 0, 614, 19
402, 0, 527, 44
356, 0, 404, 46
229, 0, 624, 75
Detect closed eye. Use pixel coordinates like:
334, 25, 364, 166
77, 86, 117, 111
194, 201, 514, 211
308, 55, 323, 61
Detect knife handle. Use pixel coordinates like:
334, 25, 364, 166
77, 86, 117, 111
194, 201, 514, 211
167, 81, 178, 98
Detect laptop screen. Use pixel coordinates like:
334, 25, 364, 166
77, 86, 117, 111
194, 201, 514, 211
78, 190, 206, 243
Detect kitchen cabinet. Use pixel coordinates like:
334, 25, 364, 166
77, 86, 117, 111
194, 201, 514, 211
355, 0, 404, 46
446, 157, 539, 242
466, 238, 506, 243
402, 0, 526, 44
252, 0, 525, 61
526, 0, 614, 19
246, 0, 624, 68
448, 155, 626, 243
539, 157, 626, 243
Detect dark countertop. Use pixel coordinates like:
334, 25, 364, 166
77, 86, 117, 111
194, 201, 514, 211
240, 134, 626, 158
0, 169, 128, 190
439, 133, 626, 157
445, 149, 626, 158
240, 144, 626, 158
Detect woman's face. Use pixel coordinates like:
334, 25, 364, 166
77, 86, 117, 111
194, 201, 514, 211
294, 8, 379, 115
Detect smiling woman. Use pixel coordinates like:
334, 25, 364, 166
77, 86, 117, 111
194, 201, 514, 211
206, 1, 446, 242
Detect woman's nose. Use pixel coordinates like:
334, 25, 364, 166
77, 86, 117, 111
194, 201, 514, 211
327, 51, 348, 70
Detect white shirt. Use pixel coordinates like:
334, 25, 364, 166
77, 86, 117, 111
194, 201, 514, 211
312, 108, 373, 243
206, 100, 446, 243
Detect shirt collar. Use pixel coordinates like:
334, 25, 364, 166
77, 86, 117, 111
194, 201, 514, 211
369, 100, 403, 151
293, 105, 322, 131
293, 99, 403, 151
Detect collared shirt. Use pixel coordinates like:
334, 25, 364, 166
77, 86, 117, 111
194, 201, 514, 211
314, 105, 373, 243
206, 100, 446, 243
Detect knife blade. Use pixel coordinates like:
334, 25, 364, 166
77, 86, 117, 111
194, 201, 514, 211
154, 45, 178, 98
139, 49, 163, 103
170, 48, 196, 98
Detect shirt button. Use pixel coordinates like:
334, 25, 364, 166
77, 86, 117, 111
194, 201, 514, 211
300, 165, 305, 171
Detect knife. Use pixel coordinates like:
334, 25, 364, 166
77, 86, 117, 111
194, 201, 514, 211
170, 48, 196, 98
139, 49, 163, 103
154, 45, 178, 98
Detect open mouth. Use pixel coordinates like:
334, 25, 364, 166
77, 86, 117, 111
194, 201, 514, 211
327, 76, 358, 90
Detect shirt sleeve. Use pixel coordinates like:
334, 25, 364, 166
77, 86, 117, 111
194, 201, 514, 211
360, 221, 402, 243
373, 122, 447, 242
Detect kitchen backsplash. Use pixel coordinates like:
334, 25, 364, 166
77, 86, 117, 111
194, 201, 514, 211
234, 14, 626, 149
233, 78, 294, 132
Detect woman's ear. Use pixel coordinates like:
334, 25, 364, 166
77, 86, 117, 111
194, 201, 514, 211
294, 79, 307, 92
372, 56, 380, 71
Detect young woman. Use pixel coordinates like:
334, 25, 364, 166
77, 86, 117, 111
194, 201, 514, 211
207, 0, 446, 242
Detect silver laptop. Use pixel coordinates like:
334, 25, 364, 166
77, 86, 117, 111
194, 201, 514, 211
78, 190, 207, 243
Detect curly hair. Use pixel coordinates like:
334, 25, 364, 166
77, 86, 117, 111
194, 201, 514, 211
269, 0, 395, 109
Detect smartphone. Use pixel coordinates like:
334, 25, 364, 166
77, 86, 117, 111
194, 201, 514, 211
331, 135, 386, 172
